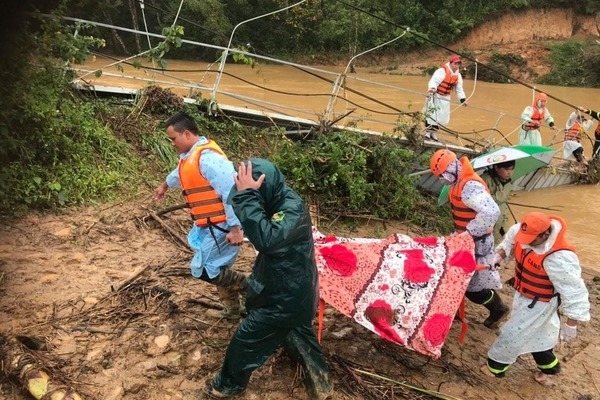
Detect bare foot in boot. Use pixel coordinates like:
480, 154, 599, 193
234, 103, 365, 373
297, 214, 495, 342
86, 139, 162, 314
480, 365, 498, 378
534, 371, 557, 386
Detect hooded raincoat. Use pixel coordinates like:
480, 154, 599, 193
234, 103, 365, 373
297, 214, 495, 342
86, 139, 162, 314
488, 219, 590, 366
211, 158, 332, 399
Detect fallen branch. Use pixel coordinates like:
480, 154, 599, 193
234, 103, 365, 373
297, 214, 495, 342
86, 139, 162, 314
156, 203, 188, 217
148, 211, 191, 251
187, 298, 223, 310
1, 336, 85, 400
114, 264, 153, 292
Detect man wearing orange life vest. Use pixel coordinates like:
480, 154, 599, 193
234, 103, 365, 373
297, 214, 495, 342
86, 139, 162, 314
563, 111, 592, 166
483, 212, 590, 384
154, 112, 247, 320
519, 92, 556, 146
429, 149, 508, 329
423, 55, 467, 141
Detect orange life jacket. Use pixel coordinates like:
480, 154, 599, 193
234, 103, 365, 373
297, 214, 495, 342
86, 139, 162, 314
178, 140, 228, 227
564, 121, 583, 142
436, 64, 459, 96
513, 216, 575, 303
449, 157, 491, 234
523, 102, 546, 131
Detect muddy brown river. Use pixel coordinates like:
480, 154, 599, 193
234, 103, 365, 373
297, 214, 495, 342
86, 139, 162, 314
80, 56, 600, 274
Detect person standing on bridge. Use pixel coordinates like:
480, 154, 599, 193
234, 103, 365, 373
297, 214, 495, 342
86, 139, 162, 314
429, 149, 508, 329
154, 111, 247, 320
577, 106, 600, 159
519, 92, 556, 146
563, 111, 593, 169
423, 55, 467, 141
482, 212, 590, 385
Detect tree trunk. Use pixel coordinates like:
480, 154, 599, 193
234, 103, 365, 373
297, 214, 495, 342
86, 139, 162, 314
129, 0, 142, 53
104, 12, 129, 55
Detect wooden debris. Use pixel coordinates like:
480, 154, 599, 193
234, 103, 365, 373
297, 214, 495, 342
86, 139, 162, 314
0, 336, 84, 400
148, 211, 191, 250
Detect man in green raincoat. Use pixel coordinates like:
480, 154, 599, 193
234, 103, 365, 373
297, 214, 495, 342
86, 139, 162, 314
203, 158, 333, 399
480, 160, 515, 244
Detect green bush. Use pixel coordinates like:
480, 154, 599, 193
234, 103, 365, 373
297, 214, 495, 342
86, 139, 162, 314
0, 84, 145, 213
539, 40, 600, 87
260, 130, 452, 232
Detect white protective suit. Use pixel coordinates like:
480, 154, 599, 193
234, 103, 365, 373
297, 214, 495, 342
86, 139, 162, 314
519, 103, 555, 146
563, 111, 593, 161
442, 160, 501, 292
423, 63, 466, 128
488, 219, 590, 364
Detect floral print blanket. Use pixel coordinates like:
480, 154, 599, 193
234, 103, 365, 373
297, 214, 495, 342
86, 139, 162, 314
314, 230, 477, 359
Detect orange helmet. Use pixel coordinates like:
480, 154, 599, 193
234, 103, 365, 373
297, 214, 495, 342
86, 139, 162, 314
536, 92, 547, 101
430, 149, 457, 177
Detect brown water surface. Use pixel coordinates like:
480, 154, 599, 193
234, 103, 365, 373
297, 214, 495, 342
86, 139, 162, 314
81, 57, 600, 273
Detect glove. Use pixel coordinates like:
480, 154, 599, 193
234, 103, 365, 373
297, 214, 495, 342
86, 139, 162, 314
490, 253, 503, 271
560, 324, 577, 342
460, 98, 467, 107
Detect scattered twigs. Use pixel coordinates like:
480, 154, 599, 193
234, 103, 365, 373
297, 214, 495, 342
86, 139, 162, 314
374, 342, 431, 371
330, 355, 387, 400
330, 354, 441, 400
352, 368, 463, 400
148, 211, 191, 251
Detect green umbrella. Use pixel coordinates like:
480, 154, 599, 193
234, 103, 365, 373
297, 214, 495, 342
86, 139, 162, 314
438, 144, 557, 206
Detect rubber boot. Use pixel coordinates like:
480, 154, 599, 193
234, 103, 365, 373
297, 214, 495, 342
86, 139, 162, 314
483, 290, 509, 328
207, 268, 248, 320
206, 286, 242, 320
212, 268, 248, 292
283, 327, 333, 400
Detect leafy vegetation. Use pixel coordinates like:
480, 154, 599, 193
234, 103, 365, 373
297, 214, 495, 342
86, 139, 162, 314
0, 13, 140, 213
58, 0, 600, 62
3, 0, 597, 234
538, 40, 600, 87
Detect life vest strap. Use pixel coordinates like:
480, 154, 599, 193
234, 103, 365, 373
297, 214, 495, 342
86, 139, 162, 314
192, 210, 227, 222
182, 186, 214, 196
188, 198, 222, 208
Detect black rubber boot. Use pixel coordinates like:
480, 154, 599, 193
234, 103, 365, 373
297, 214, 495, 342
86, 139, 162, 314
483, 290, 509, 328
